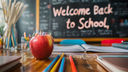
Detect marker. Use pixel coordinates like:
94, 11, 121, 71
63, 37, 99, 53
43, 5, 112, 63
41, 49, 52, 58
69, 56, 77, 72
59, 57, 65, 72
50, 53, 64, 72
43, 55, 60, 72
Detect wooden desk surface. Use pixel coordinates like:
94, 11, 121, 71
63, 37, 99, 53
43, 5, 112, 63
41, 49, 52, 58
0, 49, 108, 72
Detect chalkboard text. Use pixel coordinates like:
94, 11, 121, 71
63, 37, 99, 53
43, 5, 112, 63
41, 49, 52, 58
53, 4, 113, 29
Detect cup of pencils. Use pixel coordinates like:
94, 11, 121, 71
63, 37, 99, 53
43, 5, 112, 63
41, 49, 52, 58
21, 32, 31, 50
1, 0, 27, 49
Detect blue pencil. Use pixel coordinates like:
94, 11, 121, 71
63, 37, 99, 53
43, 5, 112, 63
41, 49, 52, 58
59, 57, 65, 72
43, 55, 60, 72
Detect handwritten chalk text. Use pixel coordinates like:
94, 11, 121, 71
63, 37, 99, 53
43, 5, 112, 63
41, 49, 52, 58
52, 4, 113, 29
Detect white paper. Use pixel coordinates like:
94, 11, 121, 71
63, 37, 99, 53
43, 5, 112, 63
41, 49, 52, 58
53, 45, 85, 52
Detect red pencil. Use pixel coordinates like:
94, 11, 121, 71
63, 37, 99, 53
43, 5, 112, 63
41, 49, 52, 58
69, 56, 77, 72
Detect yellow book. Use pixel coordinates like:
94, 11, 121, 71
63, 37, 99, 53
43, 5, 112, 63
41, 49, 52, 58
50, 53, 64, 72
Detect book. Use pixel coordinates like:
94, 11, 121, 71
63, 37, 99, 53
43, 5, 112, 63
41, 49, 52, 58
81, 44, 128, 52
53, 45, 85, 52
96, 53, 128, 72
0, 56, 21, 72
122, 41, 128, 44
112, 43, 128, 49
53, 44, 128, 53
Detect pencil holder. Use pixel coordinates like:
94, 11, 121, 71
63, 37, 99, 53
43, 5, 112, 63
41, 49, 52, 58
1, 0, 26, 49
3, 25, 17, 49
29, 34, 54, 59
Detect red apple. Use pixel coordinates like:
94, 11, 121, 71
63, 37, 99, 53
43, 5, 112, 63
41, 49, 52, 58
29, 34, 53, 59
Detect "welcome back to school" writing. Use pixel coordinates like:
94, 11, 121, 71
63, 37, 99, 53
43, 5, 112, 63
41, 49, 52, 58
53, 4, 113, 30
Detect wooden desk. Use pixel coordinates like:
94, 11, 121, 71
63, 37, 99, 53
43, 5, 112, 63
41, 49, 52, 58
0, 49, 108, 72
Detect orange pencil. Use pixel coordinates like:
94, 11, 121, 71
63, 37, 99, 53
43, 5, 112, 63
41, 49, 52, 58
69, 56, 77, 72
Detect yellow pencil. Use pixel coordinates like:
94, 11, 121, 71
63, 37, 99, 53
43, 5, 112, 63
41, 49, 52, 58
50, 53, 64, 72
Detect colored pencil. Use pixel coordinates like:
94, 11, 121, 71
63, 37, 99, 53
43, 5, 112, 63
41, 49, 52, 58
69, 56, 77, 72
50, 53, 64, 72
43, 55, 60, 72
59, 57, 65, 72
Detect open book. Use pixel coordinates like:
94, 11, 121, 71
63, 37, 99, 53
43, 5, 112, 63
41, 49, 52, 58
53, 45, 85, 52
53, 44, 128, 52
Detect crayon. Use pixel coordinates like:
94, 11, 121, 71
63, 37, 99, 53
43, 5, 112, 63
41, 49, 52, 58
43, 55, 60, 72
50, 53, 64, 72
69, 56, 77, 72
59, 57, 65, 72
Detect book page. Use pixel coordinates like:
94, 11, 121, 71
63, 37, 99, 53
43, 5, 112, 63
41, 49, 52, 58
53, 45, 85, 52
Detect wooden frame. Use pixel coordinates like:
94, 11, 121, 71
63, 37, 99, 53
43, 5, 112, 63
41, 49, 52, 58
54, 38, 128, 42
36, 0, 39, 32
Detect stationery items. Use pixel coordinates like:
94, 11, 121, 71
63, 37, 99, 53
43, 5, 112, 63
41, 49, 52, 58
112, 43, 128, 49
69, 56, 77, 72
59, 57, 65, 72
53, 45, 85, 52
43, 55, 60, 72
50, 53, 64, 72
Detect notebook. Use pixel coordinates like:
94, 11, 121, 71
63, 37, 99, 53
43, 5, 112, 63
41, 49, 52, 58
53, 45, 85, 52
0, 56, 21, 72
81, 44, 128, 52
96, 53, 128, 72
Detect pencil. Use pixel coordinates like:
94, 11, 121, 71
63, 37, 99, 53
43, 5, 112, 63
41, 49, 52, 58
69, 56, 77, 72
43, 55, 60, 72
59, 57, 65, 72
50, 53, 64, 72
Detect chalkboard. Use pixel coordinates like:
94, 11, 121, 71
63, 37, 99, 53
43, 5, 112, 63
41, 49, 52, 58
16, 0, 128, 42
39, 0, 128, 38
16, 0, 36, 42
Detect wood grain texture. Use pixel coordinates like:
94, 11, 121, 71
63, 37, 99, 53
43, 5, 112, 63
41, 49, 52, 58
0, 49, 109, 72
36, 0, 40, 32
